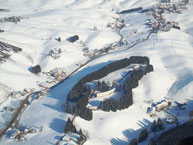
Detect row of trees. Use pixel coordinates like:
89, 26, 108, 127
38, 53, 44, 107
64, 118, 85, 144
119, 7, 143, 14
100, 91, 133, 112
67, 56, 150, 102
66, 56, 152, 121
64, 118, 84, 135
129, 118, 164, 145
99, 65, 153, 112
64, 118, 77, 133
64, 102, 93, 121
96, 81, 110, 92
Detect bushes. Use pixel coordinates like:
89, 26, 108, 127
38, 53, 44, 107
129, 119, 164, 144
78, 106, 93, 121
129, 128, 148, 145
150, 119, 163, 132
151, 120, 156, 132
64, 103, 93, 121
64, 118, 76, 133
157, 118, 163, 130
129, 138, 138, 145
97, 81, 110, 92
138, 128, 148, 143
31, 65, 41, 74
77, 135, 84, 145
67, 35, 79, 43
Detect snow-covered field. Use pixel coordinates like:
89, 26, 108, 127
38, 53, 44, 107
0, 0, 193, 145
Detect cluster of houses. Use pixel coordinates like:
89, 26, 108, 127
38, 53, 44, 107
35, 90, 48, 100
83, 39, 127, 58
82, 13, 146, 59
44, 67, 67, 82
10, 68, 66, 102
147, 98, 181, 124
10, 88, 34, 99
146, 2, 186, 33
0, 16, 21, 23
107, 18, 125, 32
0, 41, 22, 63
0, 106, 15, 113
9, 125, 42, 142
35, 68, 67, 99
82, 17, 127, 58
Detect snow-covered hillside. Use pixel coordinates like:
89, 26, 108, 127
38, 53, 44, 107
0, 0, 193, 145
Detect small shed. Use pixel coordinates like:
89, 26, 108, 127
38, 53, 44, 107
67, 35, 79, 43
31, 65, 41, 74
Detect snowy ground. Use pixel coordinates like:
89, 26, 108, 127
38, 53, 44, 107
0, 0, 193, 145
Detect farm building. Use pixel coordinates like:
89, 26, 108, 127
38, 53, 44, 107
36, 90, 48, 100
49, 68, 66, 78
155, 99, 171, 111
88, 105, 98, 111
147, 98, 171, 113
96, 88, 116, 98
23, 88, 34, 93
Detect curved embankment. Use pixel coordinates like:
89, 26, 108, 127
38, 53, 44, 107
0, 8, 154, 142
151, 120, 193, 145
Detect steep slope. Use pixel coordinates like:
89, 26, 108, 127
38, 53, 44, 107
0, 0, 193, 145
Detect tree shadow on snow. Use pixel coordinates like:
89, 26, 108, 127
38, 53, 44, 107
110, 98, 193, 145
48, 60, 115, 100
49, 118, 66, 134
110, 118, 151, 145
167, 73, 193, 96
44, 60, 115, 114
111, 138, 128, 145
43, 103, 64, 113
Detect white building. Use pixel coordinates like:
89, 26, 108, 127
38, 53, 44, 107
147, 98, 171, 113
96, 88, 116, 98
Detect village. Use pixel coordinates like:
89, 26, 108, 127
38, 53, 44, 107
0, 16, 22, 24
146, 2, 187, 33
0, 41, 22, 63
8, 124, 43, 142
81, 18, 125, 58
0, 66, 67, 141
0, 0, 192, 145
81, 1, 188, 59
